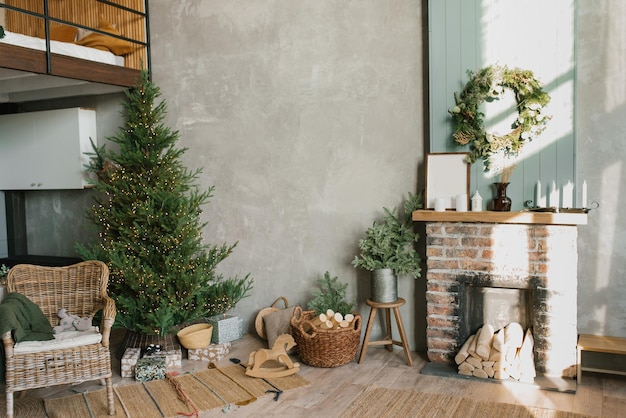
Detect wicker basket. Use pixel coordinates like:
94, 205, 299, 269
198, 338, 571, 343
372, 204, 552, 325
177, 323, 213, 349
255, 296, 289, 340
290, 306, 362, 368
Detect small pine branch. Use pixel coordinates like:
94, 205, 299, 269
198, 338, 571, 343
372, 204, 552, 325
307, 271, 355, 316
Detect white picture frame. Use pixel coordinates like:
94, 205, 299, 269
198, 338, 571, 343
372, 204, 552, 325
425, 152, 470, 210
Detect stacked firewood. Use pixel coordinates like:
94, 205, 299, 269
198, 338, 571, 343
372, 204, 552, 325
455, 322, 536, 383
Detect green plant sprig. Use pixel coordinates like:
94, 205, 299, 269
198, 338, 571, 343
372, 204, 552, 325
307, 271, 355, 316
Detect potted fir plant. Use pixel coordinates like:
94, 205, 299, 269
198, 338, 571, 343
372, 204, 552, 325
352, 192, 422, 303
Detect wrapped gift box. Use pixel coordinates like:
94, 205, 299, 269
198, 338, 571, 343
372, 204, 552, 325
135, 357, 166, 382
121, 348, 141, 378
188, 342, 231, 362
207, 315, 243, 344
145, 348, 182, 369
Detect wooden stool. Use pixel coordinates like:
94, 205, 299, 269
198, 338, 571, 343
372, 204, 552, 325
358, 298, 413, 366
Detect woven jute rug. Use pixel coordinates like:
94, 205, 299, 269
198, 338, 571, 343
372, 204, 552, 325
0, 392, 47, 418
43, 364, 309, 417
340, 386, 599, 418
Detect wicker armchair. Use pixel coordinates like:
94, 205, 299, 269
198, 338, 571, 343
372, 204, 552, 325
2, 260, 116, 417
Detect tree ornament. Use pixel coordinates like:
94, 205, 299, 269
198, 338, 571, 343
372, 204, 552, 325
449, 65, 551, 171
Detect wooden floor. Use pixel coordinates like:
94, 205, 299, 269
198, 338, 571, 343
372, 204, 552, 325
15, 331, 626, 417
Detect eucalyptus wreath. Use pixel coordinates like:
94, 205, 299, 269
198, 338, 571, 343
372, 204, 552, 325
449, 65, 551, 170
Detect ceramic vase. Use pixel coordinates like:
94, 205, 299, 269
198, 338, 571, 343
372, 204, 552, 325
492, 182, 512, 212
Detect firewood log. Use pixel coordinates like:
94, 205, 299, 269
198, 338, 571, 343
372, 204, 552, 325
473, 368, 489, 379
489, 347, 501, 361
465, 356, 482, 369
518, 328, 536, 378
455, 334, 476, 365
493, 361, 505, 372
468, 328, 481, 358
459, 367, 473, 377
492, 329, 505, 352
494, 370, 510, 380
504, 322, 524, 349
320, 320, 334, 330
476, 324, 494, 360
458, 361, 474, 374
505, 345, 519, 364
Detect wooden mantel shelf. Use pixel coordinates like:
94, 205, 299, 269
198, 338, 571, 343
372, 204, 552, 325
412, 210, 588, 226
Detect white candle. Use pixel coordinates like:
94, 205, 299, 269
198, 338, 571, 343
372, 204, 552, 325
582, 181, 588, 208
455, 194, 468, 212
435, 197, 447, 212
550, 181, 559, 208
535, 180, 542, 208
562, 181, 573, 208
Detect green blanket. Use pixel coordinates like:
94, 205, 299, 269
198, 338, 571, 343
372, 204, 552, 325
0, 292, 54, 341
0, 292, 55, 382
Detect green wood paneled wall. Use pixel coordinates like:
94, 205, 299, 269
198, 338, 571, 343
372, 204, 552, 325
428, 0, 577, 210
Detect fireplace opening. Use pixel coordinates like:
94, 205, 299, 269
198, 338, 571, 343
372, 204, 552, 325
458, 279, 534, 347
455, 282, 537, 382
463, 284, 533, 340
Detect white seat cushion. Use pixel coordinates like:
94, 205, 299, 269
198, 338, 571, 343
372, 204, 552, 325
14, 326, 103, 354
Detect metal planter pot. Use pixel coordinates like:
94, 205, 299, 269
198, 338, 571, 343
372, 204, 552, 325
371, 268, 397, 303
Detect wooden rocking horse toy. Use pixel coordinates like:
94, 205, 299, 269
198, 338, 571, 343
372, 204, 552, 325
246, 334, 301, 378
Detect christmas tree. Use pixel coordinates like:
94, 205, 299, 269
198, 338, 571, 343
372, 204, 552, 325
78, 70, 252, 336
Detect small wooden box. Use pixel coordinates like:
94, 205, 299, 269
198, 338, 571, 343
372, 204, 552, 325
188, 342, 231, 362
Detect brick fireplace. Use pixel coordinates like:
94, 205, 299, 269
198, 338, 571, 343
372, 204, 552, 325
413, 211, 587, 384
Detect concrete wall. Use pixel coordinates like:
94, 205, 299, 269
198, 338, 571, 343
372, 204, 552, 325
18, 0, 626, 349
147, 0, 427, 346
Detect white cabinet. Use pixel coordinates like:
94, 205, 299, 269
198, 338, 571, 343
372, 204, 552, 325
0, 108, 97, 190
